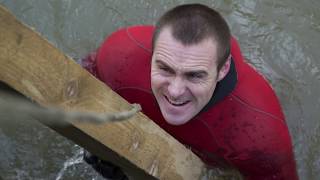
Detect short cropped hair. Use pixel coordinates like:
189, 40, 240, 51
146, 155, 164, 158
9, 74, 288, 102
152, 4, 231, 71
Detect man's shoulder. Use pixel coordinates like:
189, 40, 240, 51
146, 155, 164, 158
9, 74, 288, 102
231, 60, 285, 122
95, 26, 154, 90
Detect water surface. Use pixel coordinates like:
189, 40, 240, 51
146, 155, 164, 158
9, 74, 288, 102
0, 0, 319, 179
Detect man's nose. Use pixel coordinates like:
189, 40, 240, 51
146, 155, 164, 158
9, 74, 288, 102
168, 77, 186, 98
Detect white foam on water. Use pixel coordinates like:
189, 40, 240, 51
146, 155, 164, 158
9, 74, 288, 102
55, 148, 84, 180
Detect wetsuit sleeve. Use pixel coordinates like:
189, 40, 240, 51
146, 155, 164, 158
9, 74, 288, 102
230, 123, 299, 180
224, 36, 299, 179
207, 96, 299, 179
204, 99, 299, 180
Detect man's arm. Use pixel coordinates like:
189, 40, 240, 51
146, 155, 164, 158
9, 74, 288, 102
234, 148, 298, 179
83, 150, 128, 180
224, 115, 299, 180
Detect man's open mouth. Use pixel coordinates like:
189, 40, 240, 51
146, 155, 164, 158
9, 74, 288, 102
165, 95, 190, 106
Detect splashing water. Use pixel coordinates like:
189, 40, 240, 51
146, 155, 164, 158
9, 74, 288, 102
0, 1, 319, 179
55, 148, 84, 180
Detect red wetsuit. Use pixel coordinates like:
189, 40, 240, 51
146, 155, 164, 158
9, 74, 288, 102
82, 25, 298, 180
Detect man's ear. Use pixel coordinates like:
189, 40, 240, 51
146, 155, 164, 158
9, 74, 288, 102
217, 55, 231, 82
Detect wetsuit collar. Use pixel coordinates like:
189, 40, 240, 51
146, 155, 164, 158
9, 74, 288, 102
201, 57, 237, 112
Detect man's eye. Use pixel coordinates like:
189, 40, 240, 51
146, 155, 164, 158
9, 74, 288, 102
187, 73, 204, 79
159, 66, 172, 73
160, 67, 169, 71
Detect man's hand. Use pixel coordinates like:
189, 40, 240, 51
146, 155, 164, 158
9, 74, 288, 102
83, 150, 128, 180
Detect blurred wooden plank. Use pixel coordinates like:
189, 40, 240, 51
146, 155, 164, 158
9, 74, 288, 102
0, 5, 206, 180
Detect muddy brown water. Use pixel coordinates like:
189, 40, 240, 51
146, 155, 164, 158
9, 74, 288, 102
0, 0, 319, 179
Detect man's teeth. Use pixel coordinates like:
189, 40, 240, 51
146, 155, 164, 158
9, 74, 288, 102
167, 98, 187, 106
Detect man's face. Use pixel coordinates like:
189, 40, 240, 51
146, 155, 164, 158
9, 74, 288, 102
151, 27, 224, 125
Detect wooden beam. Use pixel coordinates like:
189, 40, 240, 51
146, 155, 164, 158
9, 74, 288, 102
0, 5, 207, 180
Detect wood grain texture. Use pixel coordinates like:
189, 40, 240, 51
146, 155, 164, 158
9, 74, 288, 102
0, 5, 207, 180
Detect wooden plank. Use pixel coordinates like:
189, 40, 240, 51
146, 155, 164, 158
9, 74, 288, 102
0, 5, 207, 180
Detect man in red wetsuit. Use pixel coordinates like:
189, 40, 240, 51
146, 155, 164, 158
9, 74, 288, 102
83, 4, 298, 180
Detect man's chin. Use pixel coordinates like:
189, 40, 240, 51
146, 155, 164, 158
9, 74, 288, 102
157, 98, 195, 125
163, 114, 191, 126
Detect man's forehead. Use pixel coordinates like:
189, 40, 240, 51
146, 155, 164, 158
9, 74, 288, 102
155, 28, 217, 52
154, 28, 218, 64
156, 27, 217, 47
155, 59, 210, 73
153, 47, 216, 66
